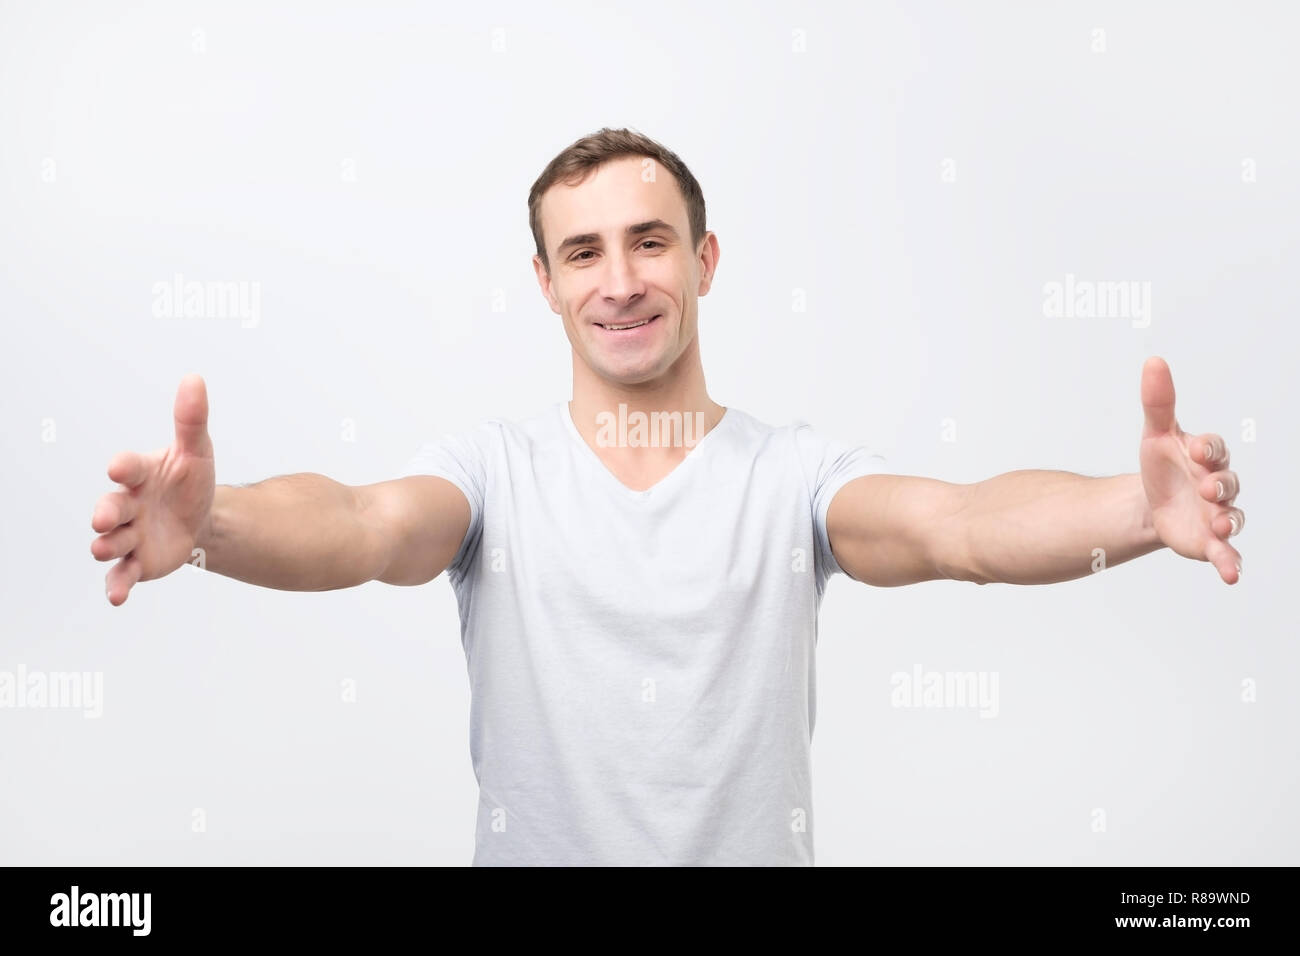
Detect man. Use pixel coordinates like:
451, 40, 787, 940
90, 128, 1246, 866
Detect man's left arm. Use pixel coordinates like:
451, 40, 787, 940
826, 357, 1245, 588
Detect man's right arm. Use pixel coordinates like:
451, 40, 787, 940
92, 375, 469, 605
197, 474, 470, 591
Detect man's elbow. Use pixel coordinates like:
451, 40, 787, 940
931, 500, 991, 585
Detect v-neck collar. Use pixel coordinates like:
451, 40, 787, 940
559, 400, 733, 500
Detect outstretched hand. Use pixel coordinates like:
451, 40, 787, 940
90, 375, 216, 605
1138, 357, 1244, 585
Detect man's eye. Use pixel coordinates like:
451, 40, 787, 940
571, 241, 660, 262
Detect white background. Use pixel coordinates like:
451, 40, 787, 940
1, 0, 1295, 864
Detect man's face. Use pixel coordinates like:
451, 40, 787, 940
533, 155, 718, 387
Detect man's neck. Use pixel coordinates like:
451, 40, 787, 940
567, 354, 726, 489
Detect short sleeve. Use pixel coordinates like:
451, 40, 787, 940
794, 425, 889, 589
396, 427, 489, 579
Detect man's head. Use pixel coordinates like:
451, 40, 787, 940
529, 128, 719, 388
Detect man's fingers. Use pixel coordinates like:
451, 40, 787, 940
91, 490, 139, 533
1202, 470, 1240, 504
1204, 536, 1242, 585
106, 450, 148, 489
105, 555, 143, 606
173, 373, 212, 457
1195, 433, 1230, 468
1140, 356, 1178, 438
1213, 507, 1246, 539
91, 524, 140, 562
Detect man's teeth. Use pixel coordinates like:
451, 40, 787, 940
600, 317, 654, 330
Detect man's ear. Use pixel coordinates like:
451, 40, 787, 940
532, 254, 560, 315
697, 232, 720, 297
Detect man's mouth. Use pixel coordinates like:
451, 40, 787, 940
596, 315, 660, 332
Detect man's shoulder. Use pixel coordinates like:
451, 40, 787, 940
449, 402, 565, 451
440, 401, 557, 433
719, 405, 823, 452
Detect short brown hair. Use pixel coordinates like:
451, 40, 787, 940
528, 127, 707, 272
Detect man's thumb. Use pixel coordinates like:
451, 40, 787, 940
1140, 356, 1178, 437
173, 373, 211, 455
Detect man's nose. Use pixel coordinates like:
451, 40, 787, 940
599, 250, 646, 305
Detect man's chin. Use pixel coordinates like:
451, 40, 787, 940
581, 352, 672, 387
595, 363, 668, 387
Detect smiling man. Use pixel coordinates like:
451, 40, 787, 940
90, 127, 1246, 866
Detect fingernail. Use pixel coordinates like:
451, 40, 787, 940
1235, 561, 1242, 576
1216, 480, 1225, 500
1228, 515, 1239, 535
1205, 442, 1216, 462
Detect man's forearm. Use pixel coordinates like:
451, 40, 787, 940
952, 471, 1163, 585
197, 474, 385, 591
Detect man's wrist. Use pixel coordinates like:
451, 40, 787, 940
195, 486, 228, 552
1135, 473, 1162, 550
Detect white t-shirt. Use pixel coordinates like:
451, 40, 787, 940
399, 401, 886, 866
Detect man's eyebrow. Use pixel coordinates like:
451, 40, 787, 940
556, 220, 681, 256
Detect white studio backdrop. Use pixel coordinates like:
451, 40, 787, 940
0, 0, 1296, 865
